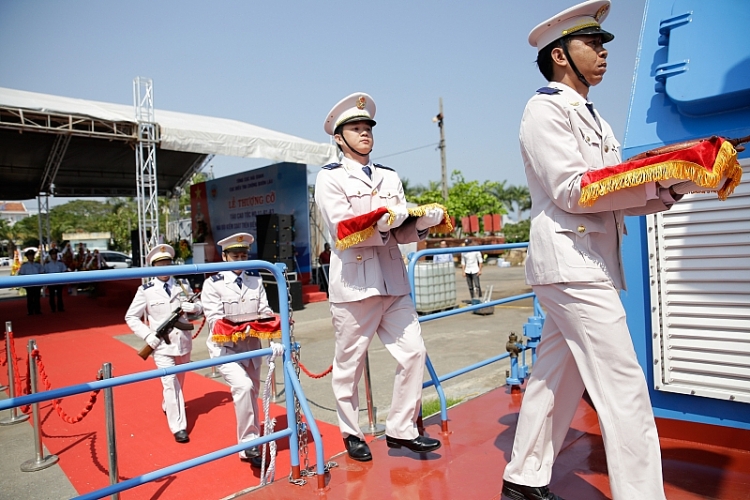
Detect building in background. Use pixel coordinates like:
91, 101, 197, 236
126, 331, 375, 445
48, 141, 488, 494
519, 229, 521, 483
0, 201, 30, 225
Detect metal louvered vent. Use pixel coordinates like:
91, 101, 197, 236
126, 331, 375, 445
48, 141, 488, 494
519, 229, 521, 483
647, 159, 750, 404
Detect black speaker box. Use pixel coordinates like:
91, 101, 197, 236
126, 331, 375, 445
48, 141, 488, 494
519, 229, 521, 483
264, 279, 303, 311
260, 242, 294, 260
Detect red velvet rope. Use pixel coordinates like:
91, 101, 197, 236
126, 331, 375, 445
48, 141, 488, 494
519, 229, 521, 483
5, 327, 101, 423
191, 316, 207, 339
33, 349, 102, 424
298, 361, 333, 379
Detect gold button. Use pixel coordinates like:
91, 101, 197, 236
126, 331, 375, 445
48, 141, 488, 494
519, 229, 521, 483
372, 189, 377, 195
586, 136, 591, 142
577, 225, 586, 234
358, 191, 361, 195
604, 145, 610, 152
356, 255, 362, 261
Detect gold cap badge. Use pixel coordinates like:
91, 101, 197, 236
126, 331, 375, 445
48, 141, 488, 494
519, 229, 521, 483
356, 96, 367, 110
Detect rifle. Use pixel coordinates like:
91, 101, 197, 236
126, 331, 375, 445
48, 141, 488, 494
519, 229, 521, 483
138, 291, 202, 360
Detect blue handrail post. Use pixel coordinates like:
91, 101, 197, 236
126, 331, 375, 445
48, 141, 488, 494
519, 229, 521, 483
424, 355, 449, 433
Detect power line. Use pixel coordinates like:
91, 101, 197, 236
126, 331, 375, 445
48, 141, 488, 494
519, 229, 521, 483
373, 142, 439, 161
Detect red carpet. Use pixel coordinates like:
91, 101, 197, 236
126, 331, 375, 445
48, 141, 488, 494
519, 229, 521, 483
0, 288, 344, 499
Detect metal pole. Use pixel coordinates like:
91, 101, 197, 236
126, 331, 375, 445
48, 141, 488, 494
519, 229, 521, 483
207, 365, 222, 379
20, 340, 58, 471
102, 362, 120, 500
436, 97, 448, 201
362, 351, 385, 435
1, 321, 29, 425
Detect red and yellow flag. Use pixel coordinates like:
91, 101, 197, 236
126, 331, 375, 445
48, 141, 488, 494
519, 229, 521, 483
579, 137, 742, 207
335, 203, 453, 250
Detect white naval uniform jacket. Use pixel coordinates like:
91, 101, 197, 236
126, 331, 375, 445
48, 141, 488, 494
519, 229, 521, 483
202, 271, 274, 368
125, 278, 200, 356
314, 158, 427, 303
521, 82, 673, 291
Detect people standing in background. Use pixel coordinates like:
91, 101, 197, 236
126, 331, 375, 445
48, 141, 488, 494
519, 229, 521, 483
18, 248, 43, 315
461, 239, 483, 301
43, 248, 68, 313
318, 242, 331, 296
433, 240, 454, 264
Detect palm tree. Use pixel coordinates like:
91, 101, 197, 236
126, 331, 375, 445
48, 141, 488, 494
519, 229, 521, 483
507, 185, 531, 221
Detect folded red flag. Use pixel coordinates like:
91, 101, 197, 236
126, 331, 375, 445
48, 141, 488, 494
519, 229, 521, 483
335, 203, 454, 250
210, 316, 281, 343
579, 137, 743, 207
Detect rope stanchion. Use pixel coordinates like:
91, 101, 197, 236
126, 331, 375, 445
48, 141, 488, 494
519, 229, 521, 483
297, 362, 332, 379
1, 321, 29, 425
33, 348, 102, 424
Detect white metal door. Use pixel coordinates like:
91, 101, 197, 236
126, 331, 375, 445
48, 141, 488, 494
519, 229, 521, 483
647, 158, 750, 403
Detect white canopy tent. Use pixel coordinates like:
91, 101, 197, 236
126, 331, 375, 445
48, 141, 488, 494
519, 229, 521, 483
0, 86, 337, 200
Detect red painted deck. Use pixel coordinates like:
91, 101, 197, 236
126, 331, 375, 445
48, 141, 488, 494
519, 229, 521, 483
243, 388, 750, 500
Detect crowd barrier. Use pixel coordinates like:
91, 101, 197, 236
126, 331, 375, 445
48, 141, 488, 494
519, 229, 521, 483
0, 260, 329, 498
407, 243, 545, 431
1, 244, 543, 498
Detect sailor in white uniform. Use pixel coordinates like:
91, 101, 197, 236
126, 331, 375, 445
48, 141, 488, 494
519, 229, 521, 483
501, 2, 680, 500
125, 244, 202, 443
315, 92, 444, 462
201, 232, 274, 468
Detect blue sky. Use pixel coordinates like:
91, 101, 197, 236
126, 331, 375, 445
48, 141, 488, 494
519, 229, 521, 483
1, 0, 646, 206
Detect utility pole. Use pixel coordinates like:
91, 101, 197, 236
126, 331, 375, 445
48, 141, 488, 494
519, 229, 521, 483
434, 98, 448, 200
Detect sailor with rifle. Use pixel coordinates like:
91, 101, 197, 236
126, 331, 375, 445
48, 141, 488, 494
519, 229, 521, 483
125, 244, 203, 443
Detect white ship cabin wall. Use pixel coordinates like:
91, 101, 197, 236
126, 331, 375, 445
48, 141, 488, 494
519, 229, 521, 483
621, 0, 750, 431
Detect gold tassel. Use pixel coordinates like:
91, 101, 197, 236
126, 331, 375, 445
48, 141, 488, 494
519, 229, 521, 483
211, 328, 281, 344
579, 141, 742, 207
335, 226, 377, 250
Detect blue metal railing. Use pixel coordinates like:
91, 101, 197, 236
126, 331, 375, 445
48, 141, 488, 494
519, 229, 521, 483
0, 261, 325, 498
407, 243, 545, 427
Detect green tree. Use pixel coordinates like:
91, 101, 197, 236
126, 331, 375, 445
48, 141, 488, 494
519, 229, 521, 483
503, 219, 531, 243
413, 170, 506, 233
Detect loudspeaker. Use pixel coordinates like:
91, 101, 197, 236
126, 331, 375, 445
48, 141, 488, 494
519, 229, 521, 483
261, 242, 293, 259
263, 280, 303, 311
256, 214, 295, 249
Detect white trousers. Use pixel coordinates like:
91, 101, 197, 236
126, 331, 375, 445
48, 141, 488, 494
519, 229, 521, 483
153, 352, 191, 434
503, 282, 666, 500
330, 294, 427, 440
208, 338, 262, 456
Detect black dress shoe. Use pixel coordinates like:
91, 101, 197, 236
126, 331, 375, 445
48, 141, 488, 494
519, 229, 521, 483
502, 480, 565, 500
343, 435, 372, 462
173, 430, 189, 443
385, 434, 441, 453
240, 447, 263, 468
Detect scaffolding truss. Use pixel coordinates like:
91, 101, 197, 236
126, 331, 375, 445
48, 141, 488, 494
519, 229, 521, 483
133, 77, 160, 266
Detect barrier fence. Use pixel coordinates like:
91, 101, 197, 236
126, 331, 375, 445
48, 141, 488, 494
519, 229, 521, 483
0, 244, 543, 498
407, 243, 544, 431
0, 260, 330, 498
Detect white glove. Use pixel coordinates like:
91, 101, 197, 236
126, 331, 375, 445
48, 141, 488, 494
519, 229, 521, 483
146, 333, 161, 349
669, 175, 728, 195
181, 302, 197, 313
376, 205, 409, 232
415, 208, 445, 231
269, 341, 284, 358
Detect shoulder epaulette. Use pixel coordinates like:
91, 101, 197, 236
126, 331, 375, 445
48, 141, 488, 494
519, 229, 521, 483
536, 87, 561, 95
210, 273, 223, 282
321, 163, 342, 170
244, 270, 260, 277
142, 281, 155, 290
373, 163, 395, 172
